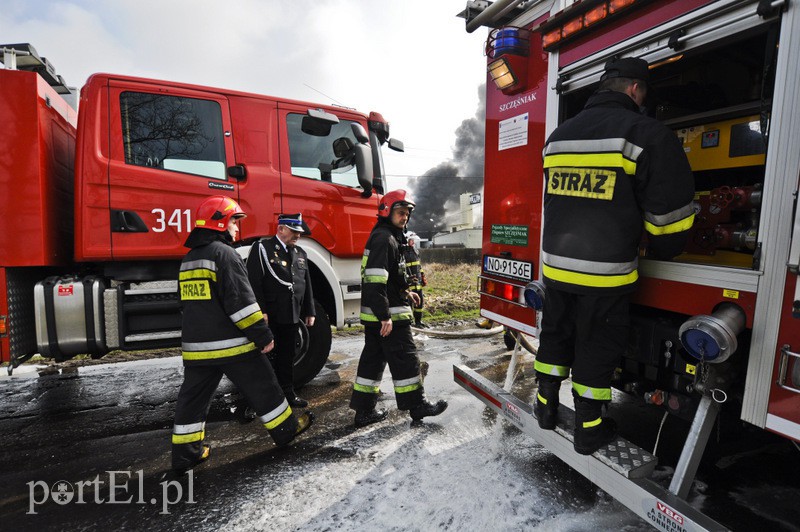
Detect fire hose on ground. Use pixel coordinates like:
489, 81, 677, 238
411, 324, 537, 391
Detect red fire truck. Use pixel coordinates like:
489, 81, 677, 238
0, 43, 403, 385
455, 0, 800, 529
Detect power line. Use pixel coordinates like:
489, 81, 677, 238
302, 83, 345, 106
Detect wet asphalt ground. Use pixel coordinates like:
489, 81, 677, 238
0, 329, 798, 531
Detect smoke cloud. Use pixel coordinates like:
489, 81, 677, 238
408, 85, 485, 239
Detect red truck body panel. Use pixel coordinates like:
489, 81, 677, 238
0, 70, 76, 268
480, 14, 550, 331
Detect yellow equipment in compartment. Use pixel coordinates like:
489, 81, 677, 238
675, 115, 766, 172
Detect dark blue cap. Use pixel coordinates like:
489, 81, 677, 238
278, 213, 311, 234
601, 57, 650, 83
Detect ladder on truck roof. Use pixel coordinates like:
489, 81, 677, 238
0, 43, 76, 104
454, 362, 729, 531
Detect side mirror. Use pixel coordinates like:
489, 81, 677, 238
351, 122, 370, 143
302, 108, 340, 137
332, 137, 354, 158
388, 138, 404, 153
354, 143, 374, 198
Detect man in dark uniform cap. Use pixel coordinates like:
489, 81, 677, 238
533, 56, 695, 454
247, 213, 316, 407
601, 56, 651, 84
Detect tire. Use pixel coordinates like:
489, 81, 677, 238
292, 300, 332, 387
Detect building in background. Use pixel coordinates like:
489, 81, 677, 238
432, 193, 482, 249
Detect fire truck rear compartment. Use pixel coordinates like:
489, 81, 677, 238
562, 30, 773, 270
560, 28, 775, 417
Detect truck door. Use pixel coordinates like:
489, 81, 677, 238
276, 104, 378, 257
770, 186, 800, 441
107, 80, 237, 259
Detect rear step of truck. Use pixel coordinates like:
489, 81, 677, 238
453, 365, 728, 531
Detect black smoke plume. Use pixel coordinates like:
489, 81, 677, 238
408, 85, 485, 240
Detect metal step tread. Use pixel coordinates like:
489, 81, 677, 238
453, 364, 729, 532
455, 365, 656, 478
551, 403, 657, 478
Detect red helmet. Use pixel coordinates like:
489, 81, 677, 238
194, 195, 246, 232
378, 189, 415, 218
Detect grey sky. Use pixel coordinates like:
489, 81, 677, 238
2, 0, 489, 190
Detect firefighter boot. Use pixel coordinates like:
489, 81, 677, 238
354, 408, 388, 427
477, 318, 494, 329
294, 411, 314, 437
283, 388, 308, 408
409, 399, 448, 421
276, 411, 315, 447
573, 396, 617, 455
173, 444, 210, 476
533, 377, 561, 430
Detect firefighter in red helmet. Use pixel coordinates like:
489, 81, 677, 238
349, 190, 447, 426
171, 195, 313, 473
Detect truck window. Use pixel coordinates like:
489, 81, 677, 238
120, 92, 226, 180
286, 113, 360, 188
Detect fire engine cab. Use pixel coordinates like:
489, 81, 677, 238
0, 43, 403, 385
456, 0, 800, 529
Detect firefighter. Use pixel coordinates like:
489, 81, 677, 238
172, 196, 314, 473
246, 213, 316, 407
349, 190, 448, 426
534, 58, 695, 455
402, 230, 427, 328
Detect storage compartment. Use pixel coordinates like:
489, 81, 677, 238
560, 29, 775, 271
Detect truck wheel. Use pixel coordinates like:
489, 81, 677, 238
293, 300, 332, 388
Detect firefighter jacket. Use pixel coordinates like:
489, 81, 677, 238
360, 217, 413, 326
179, 229, 274, 365
246, 236, 315, 325
542, 90, 695, 295
401, 237, 424, 292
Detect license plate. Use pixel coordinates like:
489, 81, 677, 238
483, 256, 533, 281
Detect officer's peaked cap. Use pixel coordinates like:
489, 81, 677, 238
278, 213, 311, 235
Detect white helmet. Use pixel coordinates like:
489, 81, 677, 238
405, 231, 420, 252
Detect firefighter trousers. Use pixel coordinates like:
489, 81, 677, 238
268, 321, 300, 392
171, 353, 299, 471
349, 324, 424, 412
535, 287, 630, 400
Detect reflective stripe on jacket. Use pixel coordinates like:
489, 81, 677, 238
180, 231, 273, 365
402, 241, 424, 292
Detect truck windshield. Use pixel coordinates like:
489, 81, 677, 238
286, 113, 361, 188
